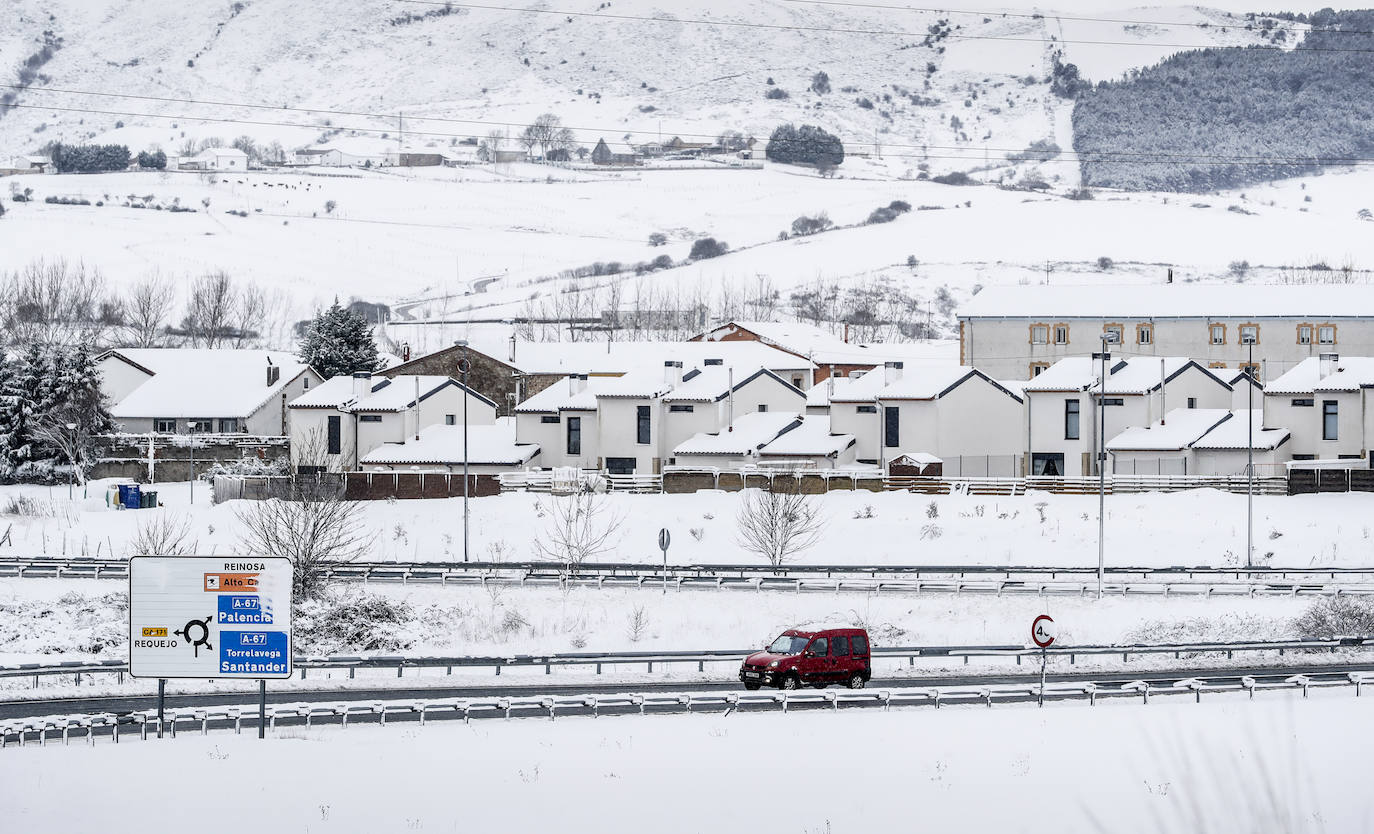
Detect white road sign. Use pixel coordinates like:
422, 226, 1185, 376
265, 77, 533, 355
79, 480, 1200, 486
1031, 614, 1057, 649
129, 557, 294, 679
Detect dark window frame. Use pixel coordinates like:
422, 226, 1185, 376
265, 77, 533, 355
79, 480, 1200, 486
567, 416, 582, 455
1065, 400, 1080, 440
1323, 400, 1338, 440
540, 414, 560, 424
326, 415, 342, 455
636, 405, 651, 445
883, 406, 899, 448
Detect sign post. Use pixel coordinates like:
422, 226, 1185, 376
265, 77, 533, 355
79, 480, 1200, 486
658, 528, 671, 595
129, 557, 293, 738
1031, 614, 1057, 708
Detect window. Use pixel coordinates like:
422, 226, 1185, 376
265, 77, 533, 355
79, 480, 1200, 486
831, 635, 850, 656
189, 419, 213, 433
1032, 453, 1065, 476
567, 416, 582, 455
668, 404, 694, 413
605, 457, 636, 475
1292, 454, 1315, 461
327, 416, 341, 455
540, 415, 560, 424
757, 404, 768, 413
884, 406, 899, 448
1208, 362, 1227, 369
1137, 324, 1152, 345
1187, 397, 1197, 409
302, 377, 310, 390
359, 415, 383, 423
1238, 324, 1259, 345
1065, 400, 1080, 440
1323, 400, 1338, 440
1030, 362, 1049, 377
1319, 325, 1336, 345
1030, 324, 1048, 344
792, 376, 804, 388
218, 418, 239, 433
1292, 398, 1314, 407
1239, 363, 1259, 380
1102, 398, 1124, 406
154, 418, 176, 434
1103, 324, 1124, 344
809, 637, 828, 656
445, 415, 456, 426
636, 405, 651, 444
851, 634, 868, 654
1053, 324, 1069, 345
857, 405, 877, 414
1210, 324, 1226, 345
1298, 325, 1313, 345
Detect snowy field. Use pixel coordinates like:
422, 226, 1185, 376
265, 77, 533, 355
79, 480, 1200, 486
2, 480, 1369, 570
2, 693, 1369, 833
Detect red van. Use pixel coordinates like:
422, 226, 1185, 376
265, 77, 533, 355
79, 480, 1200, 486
739, 628, 871, 690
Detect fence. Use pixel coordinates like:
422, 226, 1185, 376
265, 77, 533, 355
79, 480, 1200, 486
5, 668, 1373, 746
210, 473, 499, 503
92, 434, 289, 483
1288, 468, 1374, 495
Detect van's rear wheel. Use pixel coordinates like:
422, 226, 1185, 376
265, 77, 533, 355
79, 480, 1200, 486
847, 673, 866, 690
780, 674, 801, 691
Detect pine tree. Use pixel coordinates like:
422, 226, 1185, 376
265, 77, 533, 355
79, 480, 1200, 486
0, 360, 21, 476
297, 299, 380, 379
5, 345, 47, 469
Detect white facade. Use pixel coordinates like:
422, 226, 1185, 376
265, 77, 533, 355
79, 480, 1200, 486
359, 423, 539, 473
960, 284, 1374, 380
1264, 355, 1374, 463
1107, 409, 1291, 476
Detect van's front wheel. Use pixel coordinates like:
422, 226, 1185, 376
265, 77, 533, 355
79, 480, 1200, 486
847, 673, 866, 690
780, 674, 801, 691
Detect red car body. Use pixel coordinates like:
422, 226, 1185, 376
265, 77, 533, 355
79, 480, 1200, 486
738, 628, 871, 690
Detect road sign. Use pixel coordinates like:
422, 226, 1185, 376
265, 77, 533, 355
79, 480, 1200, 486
658, 528, 671, 552
129, 557, 293, 679
1031, 614, 1057, 649
456, 357, 472, 375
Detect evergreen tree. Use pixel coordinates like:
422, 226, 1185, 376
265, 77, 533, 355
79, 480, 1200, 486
5, 345, 47, 469
31, 342, 114, 475
0, 360, 21, 476
298, 300, 380, 379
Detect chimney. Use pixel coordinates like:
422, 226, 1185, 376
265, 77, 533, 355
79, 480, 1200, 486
664, 360, 683, 385
352, 371, 372, 401
401, 342, 411, 362
1167, 268, 1173, 284
568, 373, 587, 395
266, 357, 280, 387
508, 335, 516, 364
1320, 353, 1339, 379
884, 361, 904, 386
843, 323, 850, 344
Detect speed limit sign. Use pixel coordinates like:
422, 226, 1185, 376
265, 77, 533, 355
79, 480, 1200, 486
1031, 615, 1056, 649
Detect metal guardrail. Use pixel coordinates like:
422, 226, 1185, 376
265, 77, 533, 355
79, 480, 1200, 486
5, 637, 1369, 687
8, 555, 1374, 584
6, 669, 1373, 747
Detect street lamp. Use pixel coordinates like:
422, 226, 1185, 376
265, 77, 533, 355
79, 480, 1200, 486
1096, 330, 1120, 599
65, 422, 77, 500
1242, 331, 1257, 568
456, 340, 471, 563
188, 420, 197, 505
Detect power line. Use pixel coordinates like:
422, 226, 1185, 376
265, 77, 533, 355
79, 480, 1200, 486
393, 0, 1374, 54
12, 85, 1374, 166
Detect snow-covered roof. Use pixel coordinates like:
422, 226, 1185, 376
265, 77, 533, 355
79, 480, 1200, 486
1192, 410, 1289, 451
1022, 356, 1214, 395
696, 320, 875, 365
290, 374, 492, 412
819, 365, 1020, 403
673, 412, 802, 456
757, 416, 855, 458
360, 423, 538, 466
514, 376, 603, 412
892, 451, 943, 465
1266, 356, 1374, 395
199, 147, 247, 159
662, 366, 801, 402
962, 284, 1374, 319
819, 369, 889, 404
103, 349, 309, 419
480, 339, 814, 376
1106, 409, 1232, 451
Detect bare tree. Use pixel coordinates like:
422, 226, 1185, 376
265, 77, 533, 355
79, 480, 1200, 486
521, 113, 564, 159
3, 259, 116, 347
231, 281, 266, 348
735, 488, 826, 567
533, 490, 623, 569
126, 513, 197, 556
236, 479, 374, 601
183, 270, 237, 347
122, 273, 176, 347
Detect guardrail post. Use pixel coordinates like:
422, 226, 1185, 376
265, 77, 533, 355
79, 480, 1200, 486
397, 666, 404, 678
647, 661, 653, 673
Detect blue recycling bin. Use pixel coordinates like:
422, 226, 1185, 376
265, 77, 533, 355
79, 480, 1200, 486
118, 484, 141, 510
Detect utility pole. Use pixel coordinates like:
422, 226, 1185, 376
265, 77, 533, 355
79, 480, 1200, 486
1244, 335, 1256, 568
1096, 331, 1118, 599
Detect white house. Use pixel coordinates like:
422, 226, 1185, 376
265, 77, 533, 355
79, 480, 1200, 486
826, 362, 1025, 475
755, 415, 857, 469
1264, 354, 1374, 464
1022, 356, 1233, 477
512, 374, 604, 471
288, 372, 497, 471
1106, 409, 1290, 476
359, 422, 539, 473
96, 349, 319, 436
181, 147, 248, 171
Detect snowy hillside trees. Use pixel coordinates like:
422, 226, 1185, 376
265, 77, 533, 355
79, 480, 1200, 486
49, 143, 131, 173
766, 124, 844, 168
298, 300, 380, 379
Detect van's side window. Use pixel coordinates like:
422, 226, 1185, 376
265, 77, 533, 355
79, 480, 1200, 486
832, 636, 850, 656
851, 635, 869, 654
810, 638, 828, 656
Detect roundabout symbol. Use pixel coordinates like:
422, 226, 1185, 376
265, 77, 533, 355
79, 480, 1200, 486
175, 616, 214, 657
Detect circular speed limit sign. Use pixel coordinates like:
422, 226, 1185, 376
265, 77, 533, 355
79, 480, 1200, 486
1031, 615, 1057, 649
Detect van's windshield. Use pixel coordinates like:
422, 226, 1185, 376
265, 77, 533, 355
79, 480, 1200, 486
767, 635, 811, 654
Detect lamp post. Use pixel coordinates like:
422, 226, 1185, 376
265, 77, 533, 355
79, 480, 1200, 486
188, 421, 197, 505
65, 422, 77, 500
1096, 331, 1119, 599
456, 341, 471, 563
1243, 333, 1256, 568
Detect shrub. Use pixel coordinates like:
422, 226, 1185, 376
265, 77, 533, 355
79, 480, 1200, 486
867, 206, 900, 224
295, 593, 415, 653
689, 238, 728, 260
648, 232, 667, 247
136, 150, 167, 169
1295, 596, 1374, 639
1096, 256, 1114, 270
1066, 188, 1095, 200
50, 143, 131, 173
1229, 260, 1250, 276
856, 97, 874, 109
931, 171, 973, 186
766, 123, 844, 167
810, 71, 831, 95
651, 254, 673, 270
790, 212, 833, 236
765, 87, 790, 100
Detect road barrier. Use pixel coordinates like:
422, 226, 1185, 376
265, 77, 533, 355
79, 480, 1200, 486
4, 637, 1370, 688
5, 668, 1373, 747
